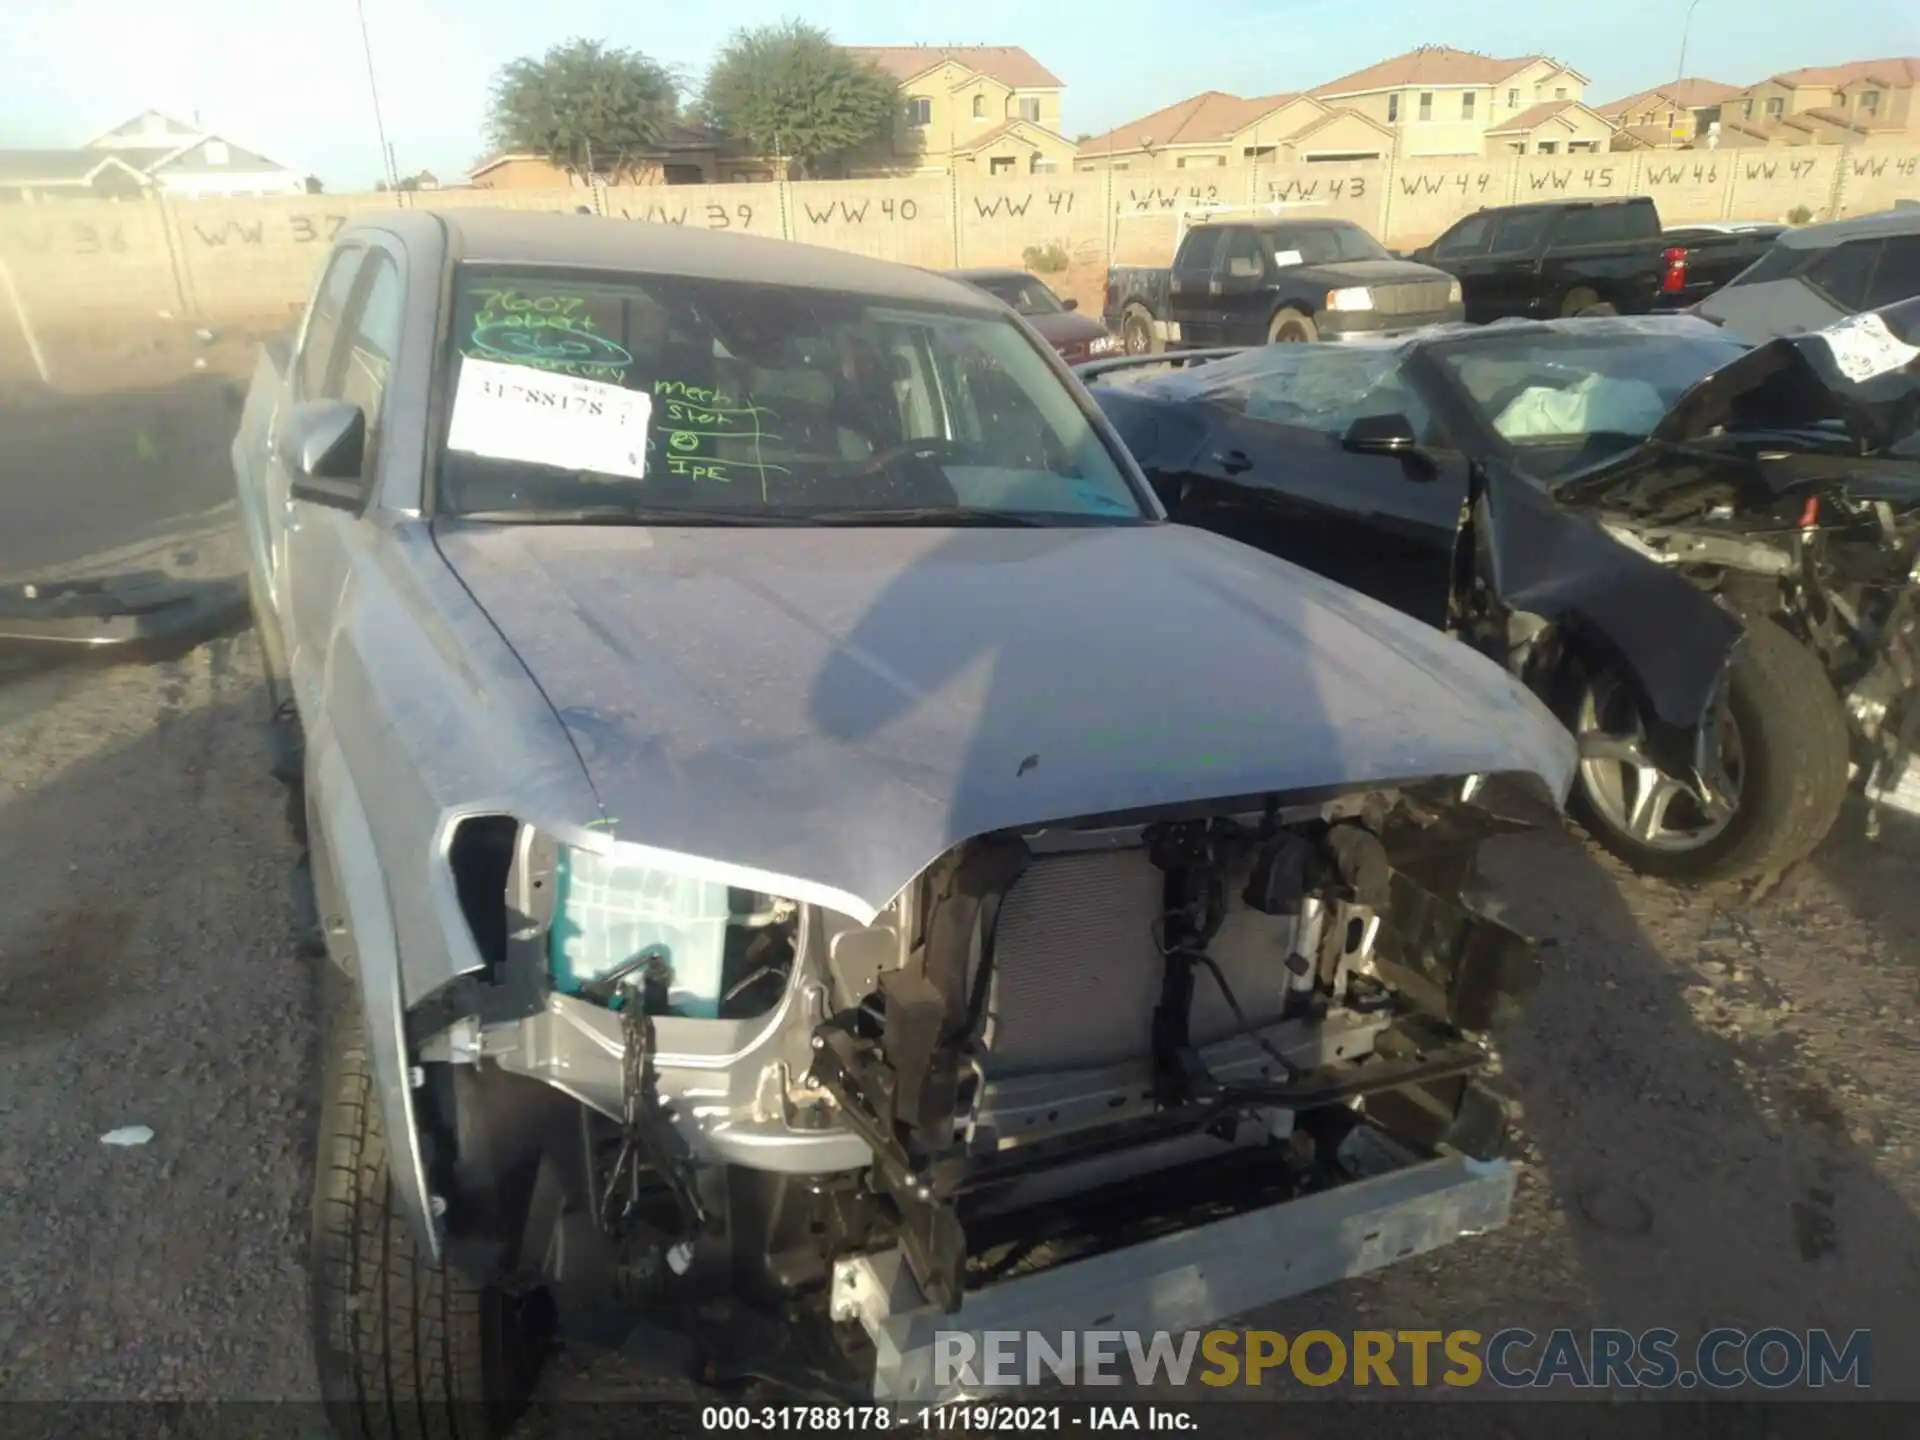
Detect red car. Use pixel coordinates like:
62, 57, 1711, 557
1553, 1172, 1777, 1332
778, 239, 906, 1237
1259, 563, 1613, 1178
945, 267, 1120, 364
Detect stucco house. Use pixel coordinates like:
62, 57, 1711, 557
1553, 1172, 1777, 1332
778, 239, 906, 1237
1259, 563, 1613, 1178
1594, 78, 1743, 148
469, 125, 775, 189
1484, 100, 1616, 156
0, 109, 307, 202
1074, 90, 1393, 171
0, 149, 152, 202
85, 109, 308, 197
839, 45, 1073, 176
1725, 57, 1920, 146
1311, 46, 1591, 158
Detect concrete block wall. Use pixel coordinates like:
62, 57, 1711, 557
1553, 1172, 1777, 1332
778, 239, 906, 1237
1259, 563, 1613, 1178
1, 148, 1914, 348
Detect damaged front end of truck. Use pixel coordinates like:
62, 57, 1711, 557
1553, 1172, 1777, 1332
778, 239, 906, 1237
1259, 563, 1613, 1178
395, 768, 1559, 1407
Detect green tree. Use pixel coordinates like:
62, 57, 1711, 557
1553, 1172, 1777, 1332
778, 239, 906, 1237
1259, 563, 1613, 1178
487, 38, 679, 180
700, 21, 898, 178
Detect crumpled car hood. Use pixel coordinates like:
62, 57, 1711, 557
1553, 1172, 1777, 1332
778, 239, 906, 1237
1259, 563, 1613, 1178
433, 520, 1573, 920
1650, 295, 1920, 456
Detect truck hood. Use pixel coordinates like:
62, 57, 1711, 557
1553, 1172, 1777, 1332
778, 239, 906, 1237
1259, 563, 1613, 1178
432, 520, 1572, 921
1299, 258, 1454, 287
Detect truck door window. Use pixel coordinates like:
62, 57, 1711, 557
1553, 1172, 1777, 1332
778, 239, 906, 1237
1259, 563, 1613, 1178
1433, 216, 1493, 260
1174, 228, 1224, 272
336, 253, 404, 492
295, 245, 366, 400
1220, 228, 1265, 279
1804, 239, 1882, 311
1488, 212, 1551, 256
1861, 236, 1920, 310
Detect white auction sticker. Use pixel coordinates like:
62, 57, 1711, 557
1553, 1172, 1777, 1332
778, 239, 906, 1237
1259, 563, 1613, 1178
446, 357, 651, 479
1817, 311, 1920, 386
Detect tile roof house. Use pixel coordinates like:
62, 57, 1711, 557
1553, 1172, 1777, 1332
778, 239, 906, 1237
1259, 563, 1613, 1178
1075, 90, 1393, 171
1311, 45, 1591, 157
836, 45, 1073, 176
1726, 58, 1920, 145
1484, 99, 1616, 156
1593, 78, 1743, 148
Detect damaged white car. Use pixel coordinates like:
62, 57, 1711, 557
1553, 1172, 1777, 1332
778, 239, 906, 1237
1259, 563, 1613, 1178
231, 211, 1577, 1428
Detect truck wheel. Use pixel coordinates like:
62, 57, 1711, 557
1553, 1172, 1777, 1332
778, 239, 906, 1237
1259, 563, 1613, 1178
310, 965, 546, 1438
1560, 287, 1601, 317
1120, 304, 1160, 355
1566, 615, 1850, 883
1268, 308, 1318, 343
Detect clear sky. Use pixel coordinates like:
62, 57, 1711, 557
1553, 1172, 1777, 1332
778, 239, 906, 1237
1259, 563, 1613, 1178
3, 0, 1915, 189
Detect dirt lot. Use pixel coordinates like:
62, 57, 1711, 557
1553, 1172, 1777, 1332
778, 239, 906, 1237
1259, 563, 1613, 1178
1, 359, 1917, 1419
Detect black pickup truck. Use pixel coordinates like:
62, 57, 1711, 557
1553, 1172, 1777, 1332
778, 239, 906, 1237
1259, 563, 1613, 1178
1651, 221, 1789, 310
1104, 217, 1463, 353
1410, 195, 1669, 322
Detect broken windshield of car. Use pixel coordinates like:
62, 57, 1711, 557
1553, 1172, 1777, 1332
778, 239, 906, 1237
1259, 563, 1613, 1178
1435, 328, 1750, 471
438, 265, 1144, 520
1142, 342, 1433, 438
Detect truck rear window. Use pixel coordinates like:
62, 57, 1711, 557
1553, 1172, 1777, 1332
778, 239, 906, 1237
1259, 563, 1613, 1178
431, 264, 1145, 523
1555, 202, 1658, 246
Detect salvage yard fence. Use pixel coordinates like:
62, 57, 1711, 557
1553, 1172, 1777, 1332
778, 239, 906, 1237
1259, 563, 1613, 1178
2, 145, 1916, 342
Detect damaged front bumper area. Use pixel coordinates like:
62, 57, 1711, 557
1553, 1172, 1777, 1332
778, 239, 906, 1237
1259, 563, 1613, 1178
798, 776, 1549, 1403
401, 772, 1558, 1407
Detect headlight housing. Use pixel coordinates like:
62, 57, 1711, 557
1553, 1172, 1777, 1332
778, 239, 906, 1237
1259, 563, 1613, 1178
1087, 333, 1121, 355
549, 844, 798, 1018
1325, 286, 1375, 312
1447, 278, 1463, 305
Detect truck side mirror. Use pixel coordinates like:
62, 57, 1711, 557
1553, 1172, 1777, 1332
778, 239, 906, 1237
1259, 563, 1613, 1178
1062, 297, 1080, 311
1342, 413, 1419, 454
276, 399, 368, 511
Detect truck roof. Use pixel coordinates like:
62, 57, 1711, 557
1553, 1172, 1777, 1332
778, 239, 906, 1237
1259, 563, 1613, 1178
1202, 216, 1363, 231
346, 208, 1002, 313
1478, 195, 1655, 215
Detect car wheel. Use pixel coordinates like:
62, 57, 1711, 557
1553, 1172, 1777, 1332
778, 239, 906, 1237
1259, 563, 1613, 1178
1560, 287, 1601, 318
1268, 308, 1317, 343
310, 964, 548, 1438
1121, 305, 1159, 356
1567, 615, 1851, 883
1579, 301, 1619, 317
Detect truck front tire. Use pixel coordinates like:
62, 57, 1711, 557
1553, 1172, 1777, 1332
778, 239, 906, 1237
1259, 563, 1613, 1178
1268, 308, 1318, 343
310, 965, 545, 1438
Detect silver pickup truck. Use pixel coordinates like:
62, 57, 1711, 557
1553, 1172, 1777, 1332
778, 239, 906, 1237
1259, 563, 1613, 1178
231, 208, 1575, 1427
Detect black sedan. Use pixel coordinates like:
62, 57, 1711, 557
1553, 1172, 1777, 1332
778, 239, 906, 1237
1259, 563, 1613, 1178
1079, 306, 1920, 883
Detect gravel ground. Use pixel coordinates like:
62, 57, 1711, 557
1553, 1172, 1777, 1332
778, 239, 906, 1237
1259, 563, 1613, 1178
0, 381, 1916, 1420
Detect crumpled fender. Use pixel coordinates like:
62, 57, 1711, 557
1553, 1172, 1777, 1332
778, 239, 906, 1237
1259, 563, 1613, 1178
1471, 458, 1744, 781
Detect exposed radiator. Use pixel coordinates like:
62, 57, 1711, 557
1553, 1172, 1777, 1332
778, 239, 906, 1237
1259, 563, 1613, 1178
980, 848, 1296, 1076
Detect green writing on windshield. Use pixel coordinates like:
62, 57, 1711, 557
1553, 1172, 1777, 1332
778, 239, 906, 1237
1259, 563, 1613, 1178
466, 288, 633, 381
652, 380, 785, 497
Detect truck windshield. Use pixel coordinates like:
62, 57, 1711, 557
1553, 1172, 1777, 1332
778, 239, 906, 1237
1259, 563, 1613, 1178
1435, 325, 1752, 477
1278, 226, 1392, 265
434, 264, 1146, 523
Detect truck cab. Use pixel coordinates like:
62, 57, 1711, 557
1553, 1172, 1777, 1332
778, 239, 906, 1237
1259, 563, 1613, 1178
1107, 218, 1463, 352
1416, 196, 1665, 323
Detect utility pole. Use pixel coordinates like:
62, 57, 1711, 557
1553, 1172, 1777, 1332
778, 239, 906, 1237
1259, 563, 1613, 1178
356, 0, 399, 189
1673, 0, 1704, 143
